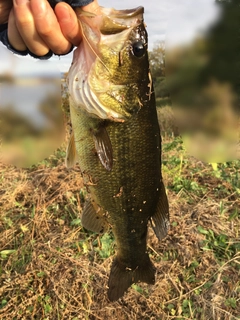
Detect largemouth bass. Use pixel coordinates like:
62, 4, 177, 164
66, 6, 169, 301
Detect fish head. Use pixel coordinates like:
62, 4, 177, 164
68, 6, 151, 121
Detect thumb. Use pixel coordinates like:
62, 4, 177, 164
55, 3, 82, 47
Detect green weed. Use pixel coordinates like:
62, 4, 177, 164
197, 226, 239, 262
162, 137, 207, 196
212, 161, 240, 193
37, 295, 53, 315
132, 284, 149, 297
225, 297, 237, 309
94, 233, 115, 259
0, 299, 8, 309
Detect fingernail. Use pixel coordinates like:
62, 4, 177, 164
31, 0, 47, 16
38, 0, 47, 14
57, 3, 71, 21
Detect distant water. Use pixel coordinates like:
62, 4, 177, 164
0, 79, 65, 167
0, 80, 61, 128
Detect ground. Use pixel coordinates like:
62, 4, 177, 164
0, 131, 239, 319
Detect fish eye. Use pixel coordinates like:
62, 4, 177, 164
132, 40, 146, 58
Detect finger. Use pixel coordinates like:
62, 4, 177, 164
55, 3, 82, 47
30, 0, 72, 55
13, 0, 49, 56
8, 8, 27, 51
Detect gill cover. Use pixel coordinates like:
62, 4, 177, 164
67, 6, 147, 121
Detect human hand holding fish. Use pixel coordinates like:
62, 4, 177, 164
0, 0, 88, 57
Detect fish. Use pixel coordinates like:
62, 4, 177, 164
66, 6, 170, 301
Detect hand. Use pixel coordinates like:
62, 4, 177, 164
6, 0, 82, 56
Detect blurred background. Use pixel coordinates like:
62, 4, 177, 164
1, 0, 239, 166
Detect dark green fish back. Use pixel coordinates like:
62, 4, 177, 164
67, 6, 169, 301
70, 86, 169, 300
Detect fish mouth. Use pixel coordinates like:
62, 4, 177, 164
99, 6, 144, 34
75, 6, 144, 38
103, 6, 144, 18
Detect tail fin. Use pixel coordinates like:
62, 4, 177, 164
107, 254, 155, 301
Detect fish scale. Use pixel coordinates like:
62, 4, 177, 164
66, 6, 169, 301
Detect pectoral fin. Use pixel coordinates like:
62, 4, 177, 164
65, 131, 77, 168
81, 199, 108, 233
92, 126, 113, 171
150, 180, 170, 240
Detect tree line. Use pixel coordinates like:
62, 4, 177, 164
149, 0, 240, 112
149, 41, 168, 100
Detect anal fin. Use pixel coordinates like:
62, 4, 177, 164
81, 199, 108, 233
108, 253, 155, 301
150, 180, 170, 240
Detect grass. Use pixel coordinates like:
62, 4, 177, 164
0, 114, 239, 319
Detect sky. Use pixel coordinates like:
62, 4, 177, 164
0, 0, 220, 75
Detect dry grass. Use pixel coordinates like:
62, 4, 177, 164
0, 136, 239, 320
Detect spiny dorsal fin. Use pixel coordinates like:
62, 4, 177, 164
150, 180, 170, 240
92, 125, 113, 171
65, 131, 77, 168
81, 199, 109, 233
